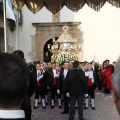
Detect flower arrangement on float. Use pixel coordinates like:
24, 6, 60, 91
51, 52, 78, 64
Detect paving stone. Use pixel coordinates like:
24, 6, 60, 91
31, 91, 119, 120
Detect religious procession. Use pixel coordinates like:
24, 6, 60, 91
0, 0, 120, 120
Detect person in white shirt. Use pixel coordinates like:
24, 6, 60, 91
84, 63, 98, 110
47, 63, 62, 109
32, 63, 46, 109
59, 62, 70, 114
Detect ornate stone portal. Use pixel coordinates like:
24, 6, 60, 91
30, 22, 83, 62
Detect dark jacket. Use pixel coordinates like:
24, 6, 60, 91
59, 69, 70, 93
92, 65, 99, 86
66, 69, 88, 96
47, 69, 59, 89
27, 72, 35, 98
31, 71, 46, 87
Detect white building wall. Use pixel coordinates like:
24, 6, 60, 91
18, 6, 52, 61
10, 3, 120, 62
61, 3, 120, 63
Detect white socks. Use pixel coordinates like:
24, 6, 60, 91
85, 99, 89, 107
42, 99, 45, 107
35, 99, 38, 107
75, 101, 78, 107
85, 99, 95, 107
51, 100, 54, 106
58, 99, 61, 106
91, 99, 95, 107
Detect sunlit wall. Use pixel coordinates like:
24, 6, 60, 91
16, 3, 120, 63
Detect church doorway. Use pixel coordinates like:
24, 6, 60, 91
43, 37, 58, 62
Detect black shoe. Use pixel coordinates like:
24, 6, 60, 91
38, 102, 41, 104
46, 102, 48, 105
59, 105, 62, 109
98, 88, 102, 90
75, 106, 78, 109
33, 106, 38, 109
61, 111, 69, 114
105, 90, 111, 94
91, 107, 96, 110
43, 106, 46, 109
102, 89, 106, 93
84, 107, 88, 109
51, 106, 54, 109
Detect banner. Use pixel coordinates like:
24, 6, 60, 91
6, 0, 16, 21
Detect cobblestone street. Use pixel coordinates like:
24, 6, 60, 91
31, 91, 119, 120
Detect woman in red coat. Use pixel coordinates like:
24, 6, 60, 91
102, 60, 113, 94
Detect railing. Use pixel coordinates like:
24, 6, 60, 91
0, 46, 14, 53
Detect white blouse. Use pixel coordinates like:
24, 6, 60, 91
85, 70, 94, 83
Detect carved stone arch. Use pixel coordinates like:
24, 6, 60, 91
30, 22, 82, 62
38, 34, 61, 62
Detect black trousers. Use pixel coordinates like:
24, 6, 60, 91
35, 85, 45, 99
51, 85, 61, 99
69, 96, 84, 120
63, 92, 69, 112
98, 77, 103, 90
88, 85, 95, 99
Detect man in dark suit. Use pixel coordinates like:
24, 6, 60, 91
42, 62, 49, 105
0, 53, 28, 120
31, 63, 46, 109
66, 61, 88, 120
59, 62, 70, 114
91, 61, 100, 89
47, 63, 62, 109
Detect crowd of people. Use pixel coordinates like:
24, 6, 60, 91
0, 50, 119, 120
27, 57, 115, 119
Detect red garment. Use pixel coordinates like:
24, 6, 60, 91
36, 81, 41, 86
53, 78, 57, 85
100, 67, 106, 85
87, 78, 94, 86
104, 66, 113, 90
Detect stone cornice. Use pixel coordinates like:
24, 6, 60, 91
32, 22, 81, 27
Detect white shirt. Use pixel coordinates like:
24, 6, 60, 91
0, 110, 25, 119
85, 70, 94, 83
92, 65, 95, 71
53, 69, 56, 75
64, 69, 68, 79
37, 70, 40, 79
53, 69, 59, 78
